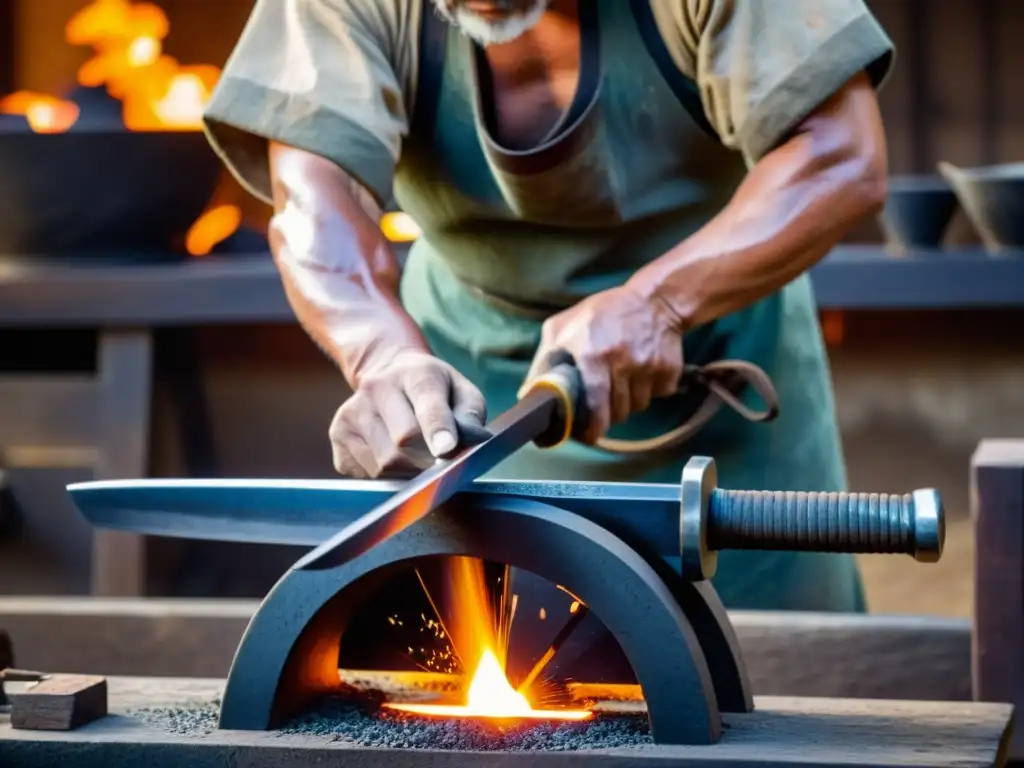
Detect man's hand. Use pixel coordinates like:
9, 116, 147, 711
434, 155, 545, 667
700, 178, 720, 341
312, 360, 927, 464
329, 351, 488, 478
525, 286, 684, 444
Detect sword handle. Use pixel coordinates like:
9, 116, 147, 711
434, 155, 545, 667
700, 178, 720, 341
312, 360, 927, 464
520, 349, 587, 449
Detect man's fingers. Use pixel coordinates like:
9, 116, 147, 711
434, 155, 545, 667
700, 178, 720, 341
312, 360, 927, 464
372, 385, 421, 448
349, 402, 403, 471
329, 400, 375, 478
630, 375, 654, 415
330, 425, 377, 478
577, 358, 611, 444
404, 367, 459, 457
609, 375, 631, 426
451, 375, 488, 428
653, 348, 685, 398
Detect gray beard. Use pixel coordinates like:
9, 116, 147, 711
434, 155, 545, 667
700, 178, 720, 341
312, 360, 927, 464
431, 0, 550, 45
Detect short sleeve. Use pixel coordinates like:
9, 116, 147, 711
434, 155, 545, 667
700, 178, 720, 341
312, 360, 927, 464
202, 0, 420, 206
653, 0, 895, 166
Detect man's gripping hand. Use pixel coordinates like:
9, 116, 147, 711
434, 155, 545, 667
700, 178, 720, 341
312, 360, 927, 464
329, 351, 488, 479
526, 286, 684, 444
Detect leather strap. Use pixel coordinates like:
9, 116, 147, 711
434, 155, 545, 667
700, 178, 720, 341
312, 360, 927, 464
628, 0, 718, 140
595, 359, 780, 455
410, 0, 449, 139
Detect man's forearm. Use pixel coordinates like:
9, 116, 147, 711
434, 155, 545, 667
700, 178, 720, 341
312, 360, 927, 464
627, 73, 888, 331
267, 142, 429, 385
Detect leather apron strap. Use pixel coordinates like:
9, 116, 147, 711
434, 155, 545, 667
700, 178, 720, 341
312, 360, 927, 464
410, 0, 449, 139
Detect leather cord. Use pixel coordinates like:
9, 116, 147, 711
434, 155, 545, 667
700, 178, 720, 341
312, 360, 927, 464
595, 359, 780, 455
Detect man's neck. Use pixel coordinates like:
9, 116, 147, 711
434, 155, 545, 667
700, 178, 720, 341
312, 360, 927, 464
478, 0, 581, 150
483, 0, 579, 70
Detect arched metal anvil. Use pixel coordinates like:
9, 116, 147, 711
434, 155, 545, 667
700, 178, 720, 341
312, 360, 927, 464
70, 456, 947, 745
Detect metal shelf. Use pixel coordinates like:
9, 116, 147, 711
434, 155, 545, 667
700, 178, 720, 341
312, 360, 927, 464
810, 246, 1024, 309
0, 246, 1022, 328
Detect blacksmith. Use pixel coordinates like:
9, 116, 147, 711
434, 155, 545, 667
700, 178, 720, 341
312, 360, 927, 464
204, 0, 893, 611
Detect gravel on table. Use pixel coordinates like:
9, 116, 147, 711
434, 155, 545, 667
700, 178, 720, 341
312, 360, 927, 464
130, 697, 652, 752
130, 701, 221, 736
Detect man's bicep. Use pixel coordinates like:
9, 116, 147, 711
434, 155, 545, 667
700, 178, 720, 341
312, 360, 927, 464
685, 0, 894, 166
203, 0, 413, 207
269, 142, 385, 225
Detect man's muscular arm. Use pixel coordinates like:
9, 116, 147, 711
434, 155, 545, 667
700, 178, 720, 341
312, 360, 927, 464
268, 142, 429, 383
528, 73, 886, 440
268, 143, 486, 477
626, 73, 887, 330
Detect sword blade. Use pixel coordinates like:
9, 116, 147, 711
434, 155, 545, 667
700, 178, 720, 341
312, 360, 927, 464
68, 478, 681, 555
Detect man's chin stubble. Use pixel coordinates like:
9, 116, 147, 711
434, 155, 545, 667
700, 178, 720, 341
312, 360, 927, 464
430, 0, 549, 46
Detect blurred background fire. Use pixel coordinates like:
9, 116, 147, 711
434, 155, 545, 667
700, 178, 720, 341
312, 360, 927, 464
0, 0, 418, 258
0, 0, 246, 256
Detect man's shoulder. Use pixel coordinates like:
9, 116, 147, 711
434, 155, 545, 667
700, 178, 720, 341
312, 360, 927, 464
313, 0, 425, 105
320, 0, 423, 43
645, 0, 702, 81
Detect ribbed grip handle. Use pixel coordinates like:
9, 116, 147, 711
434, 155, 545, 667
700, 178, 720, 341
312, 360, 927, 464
706, 489, 939, 558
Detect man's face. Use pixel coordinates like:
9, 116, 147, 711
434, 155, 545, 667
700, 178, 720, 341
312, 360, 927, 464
431, 0, 550, 45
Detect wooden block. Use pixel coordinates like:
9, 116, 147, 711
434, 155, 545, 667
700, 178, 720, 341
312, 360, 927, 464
971, 440, 1024, 760
8, 674, 108, 731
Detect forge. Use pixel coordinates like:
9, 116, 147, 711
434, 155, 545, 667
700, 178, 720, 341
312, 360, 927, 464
0, 456, 1014, 767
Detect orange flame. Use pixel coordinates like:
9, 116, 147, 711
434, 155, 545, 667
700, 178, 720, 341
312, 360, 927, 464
0, 91, 80, 133
186, 204, 242, 256
0, 1, 221, 135
385, 648, 591, 721
63, 0, 219, 132
385, 559, 591, 722
65, 0, 169, 48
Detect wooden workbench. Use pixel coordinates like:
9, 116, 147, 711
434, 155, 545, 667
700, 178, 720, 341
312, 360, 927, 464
0, 676, 1014, 768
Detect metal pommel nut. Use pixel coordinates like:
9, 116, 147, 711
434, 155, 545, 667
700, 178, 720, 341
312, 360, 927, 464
910, 488, 945, 563
677, 456, 949, 581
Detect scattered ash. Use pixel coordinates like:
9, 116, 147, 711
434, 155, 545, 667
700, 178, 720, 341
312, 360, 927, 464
282, 698, 652, 752
129, 700, 221, 736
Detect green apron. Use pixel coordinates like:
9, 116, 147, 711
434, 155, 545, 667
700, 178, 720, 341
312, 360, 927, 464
393, 0, 864, 612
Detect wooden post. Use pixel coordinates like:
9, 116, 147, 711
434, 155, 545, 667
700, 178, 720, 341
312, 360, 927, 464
90, 329, 153, 597
971, 439, 1024, 761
